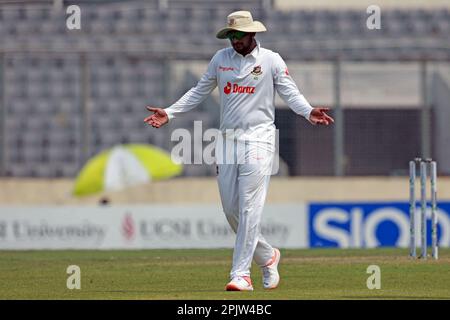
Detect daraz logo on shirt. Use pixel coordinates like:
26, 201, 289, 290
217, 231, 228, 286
223, 82, 256, 95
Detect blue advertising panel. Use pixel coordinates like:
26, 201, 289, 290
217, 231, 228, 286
308, 202, 450, 248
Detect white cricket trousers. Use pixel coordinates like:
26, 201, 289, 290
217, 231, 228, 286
216, 138, 275, 279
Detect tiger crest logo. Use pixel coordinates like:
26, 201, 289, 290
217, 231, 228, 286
251, 65, 262, 76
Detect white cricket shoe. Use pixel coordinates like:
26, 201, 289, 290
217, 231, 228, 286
225, 276, 254, 291
262, 248, 281, 289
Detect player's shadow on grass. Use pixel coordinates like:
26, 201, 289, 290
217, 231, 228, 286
90, 289, 219, 294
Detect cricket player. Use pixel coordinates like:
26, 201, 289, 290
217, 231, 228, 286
144, 11, 334, 291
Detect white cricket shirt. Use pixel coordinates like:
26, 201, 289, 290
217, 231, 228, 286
164, 41, 313, 142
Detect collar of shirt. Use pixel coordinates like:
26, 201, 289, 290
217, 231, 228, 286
231, 40, 261, 59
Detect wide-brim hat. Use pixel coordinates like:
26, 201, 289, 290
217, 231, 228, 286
216, 11, 267, 39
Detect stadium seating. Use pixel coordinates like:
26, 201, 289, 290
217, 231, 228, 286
0, 1, 449, 177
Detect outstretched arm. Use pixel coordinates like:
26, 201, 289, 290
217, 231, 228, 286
144, 52, 219, 128
273, 53, 333, 126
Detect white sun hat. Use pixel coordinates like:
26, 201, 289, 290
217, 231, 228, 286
216, 11, 267, 39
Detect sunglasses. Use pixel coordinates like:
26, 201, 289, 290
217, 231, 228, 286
227, 31, 247, 41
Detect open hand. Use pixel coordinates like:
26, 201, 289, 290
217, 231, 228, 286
309, 107, 334, 125
144, 106, 169, 128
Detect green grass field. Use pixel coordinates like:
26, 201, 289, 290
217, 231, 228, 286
0, 248, 449, 300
